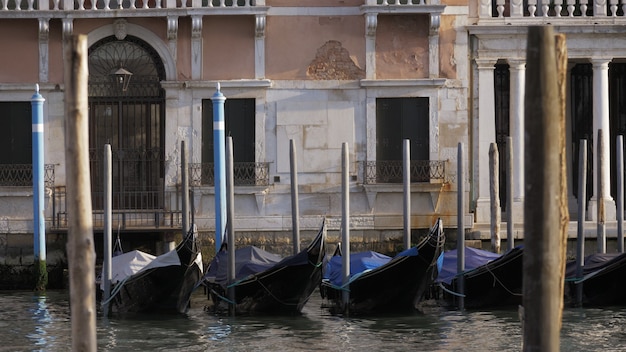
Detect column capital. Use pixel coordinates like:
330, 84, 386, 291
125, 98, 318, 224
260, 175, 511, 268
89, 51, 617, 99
475, 57, 498, 69
430, 14, 440, 36
167, 16, 178, 41
365, 13, 377, 37
191, 15, 203, 39
506, 58, 526, 70
255, 14, 266, 38
590, 58, 611, 68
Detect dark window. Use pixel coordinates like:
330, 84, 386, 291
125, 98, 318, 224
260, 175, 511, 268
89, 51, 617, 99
494, 63, 510, 210
201, 98, 257, 185
0, 102, 31, 164
0, 102, 33, 186
570, 63, 593, 203
374, 97, 430, 183
609, 63, 626, 201
202, 98, 255, 163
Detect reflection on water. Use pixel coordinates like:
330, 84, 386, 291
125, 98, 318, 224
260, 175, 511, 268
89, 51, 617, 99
0, 290, 625, 351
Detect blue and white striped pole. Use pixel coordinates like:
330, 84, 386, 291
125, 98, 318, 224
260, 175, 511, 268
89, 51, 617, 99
212, 83, 227, 253
32, 84, 47, 291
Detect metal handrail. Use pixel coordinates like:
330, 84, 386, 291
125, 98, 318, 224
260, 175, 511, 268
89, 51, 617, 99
362, 160, 445, 184
189, 162, 270, 187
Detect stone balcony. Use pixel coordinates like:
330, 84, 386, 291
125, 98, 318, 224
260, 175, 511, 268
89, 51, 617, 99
477, 0, 626, 25
0, 0, 445, 18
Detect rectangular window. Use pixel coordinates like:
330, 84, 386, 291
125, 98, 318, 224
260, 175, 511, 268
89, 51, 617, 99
202, 98, 263, 185
373, 97, 431, 183
0, 102, 32, 186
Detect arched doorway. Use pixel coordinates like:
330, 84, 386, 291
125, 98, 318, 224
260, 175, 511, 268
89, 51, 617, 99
88, 35, 165, 212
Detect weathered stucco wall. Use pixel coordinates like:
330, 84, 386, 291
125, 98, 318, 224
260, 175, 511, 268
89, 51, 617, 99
0, 20, 39, 83
375, 15, 430, 79
439, 15, 458, 80
202, 16, 255, 80
268, 0, 364, 6
265, 15, 365, 80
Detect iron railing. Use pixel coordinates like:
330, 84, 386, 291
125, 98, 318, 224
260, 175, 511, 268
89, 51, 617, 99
0, 164, 55, 187
50, 186, 183, 230
362, 160, 445, 184
189, 162, 271, 187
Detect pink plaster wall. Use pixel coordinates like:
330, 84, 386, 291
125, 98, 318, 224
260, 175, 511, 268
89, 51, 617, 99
266, 16, 365, 80
177, 17, 192, 81
48, 20, 65, 84
268, 0, 364, 6
375, 15, 429, 80
439, 15, 457, 80
202, 16, 255, 80
0, 20, 39, 83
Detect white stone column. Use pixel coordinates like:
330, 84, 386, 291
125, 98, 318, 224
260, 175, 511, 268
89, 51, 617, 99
508, 59, 525, 221
191, 15, 202, 80
474, 58, 498, 223
365, 13, 377, 80
429, 15, 440, 79
167, 16, 178, 63
255, 15, 266, 79
589, 58, 615, 221
38, 19, 49, 83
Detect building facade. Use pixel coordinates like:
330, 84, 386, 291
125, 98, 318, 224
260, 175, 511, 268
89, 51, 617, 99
5, 0, 623, 284
469, 1, 626, 229
0, 0, 470, 280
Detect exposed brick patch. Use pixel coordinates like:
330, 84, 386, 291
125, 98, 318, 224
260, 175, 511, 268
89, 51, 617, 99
307, 40, 365, 80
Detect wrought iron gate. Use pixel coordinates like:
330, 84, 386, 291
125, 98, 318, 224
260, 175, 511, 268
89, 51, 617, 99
87, 35, 165, 212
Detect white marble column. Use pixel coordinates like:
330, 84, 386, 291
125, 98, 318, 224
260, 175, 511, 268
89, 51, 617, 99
474, 58, 498, 223
365, 13, 377, 80
589, 58, 615, 221
38, 19, 49, 83
191, 15, 202, 80
167, 16, 178, 63
255, 14, 266, 79
508, 59, 525, 221
429, 15, 440, 79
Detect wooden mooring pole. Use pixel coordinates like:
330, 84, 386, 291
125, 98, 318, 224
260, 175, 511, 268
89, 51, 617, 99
457, 142, 465, 311
617, 135, 625, 253
290, 139, 301, 255
489, 142, 501, 253
341, 142, 351, 316
506, 137, 514, 251
575, 139, 587, 306
522, 26, 567, 352
64, 34, 97, 351
226, 136, 236, 316
597, 129, 607, 253
403, 139, 411, 250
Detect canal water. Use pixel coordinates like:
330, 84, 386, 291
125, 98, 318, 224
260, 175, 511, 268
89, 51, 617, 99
1, 289, 625, 351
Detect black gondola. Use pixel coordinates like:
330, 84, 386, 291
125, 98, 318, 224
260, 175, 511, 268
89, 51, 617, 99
203, 219, 326, 315
565, 251, 626, 306
319, 218, 445, 316
437, 245, 524, 309
100, 225, 203, 315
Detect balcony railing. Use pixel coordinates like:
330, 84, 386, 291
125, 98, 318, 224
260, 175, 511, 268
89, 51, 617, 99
0, 164, 55, 187
0, 0, 440, 13
362, 160, 445, 184
0, 0, 264, 11
189, 162, 270, 187
480, 0, 626, 21
50, 186, 183, 230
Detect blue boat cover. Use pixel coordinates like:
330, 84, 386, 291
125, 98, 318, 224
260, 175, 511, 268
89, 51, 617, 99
323, 247, 419, 287
204, 246, 282, 286
204, 245, 313, 287
435, 247, 501, 285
